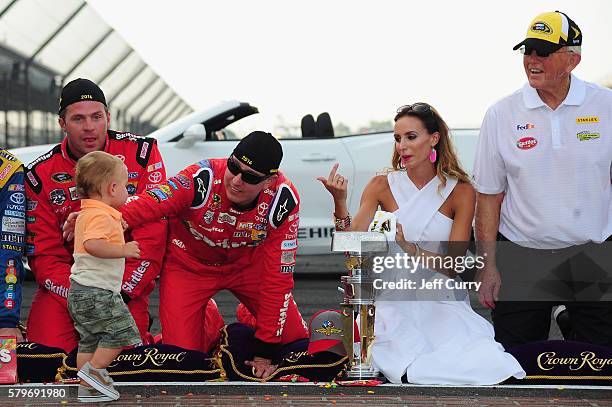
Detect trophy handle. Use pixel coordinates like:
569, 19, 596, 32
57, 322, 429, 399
341, 306, 354, 366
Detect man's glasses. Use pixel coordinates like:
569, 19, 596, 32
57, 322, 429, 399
518, 45, 574, 58
226, 157, 269, 185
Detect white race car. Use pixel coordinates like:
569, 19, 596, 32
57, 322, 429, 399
10, 100, 479, 254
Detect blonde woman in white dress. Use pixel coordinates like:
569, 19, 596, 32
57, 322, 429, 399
317, 103, 525, 384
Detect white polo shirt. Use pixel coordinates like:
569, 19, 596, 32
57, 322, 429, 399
473, 74, 612, 249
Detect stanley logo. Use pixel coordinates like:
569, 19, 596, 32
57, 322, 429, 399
576, 116, 599, 124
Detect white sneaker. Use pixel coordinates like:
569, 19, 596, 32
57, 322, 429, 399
77, 362, 119, 400
77, 382, 114, 403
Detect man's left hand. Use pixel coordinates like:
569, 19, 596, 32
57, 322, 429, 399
245, 356, 277, 380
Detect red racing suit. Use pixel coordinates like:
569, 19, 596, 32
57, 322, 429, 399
25, 131, 168, 351
121, 158, 308, 358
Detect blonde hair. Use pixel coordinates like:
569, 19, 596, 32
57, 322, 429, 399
75, 151, 124, 199
392, 103, 470, 191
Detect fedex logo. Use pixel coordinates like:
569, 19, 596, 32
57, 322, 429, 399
516, 123, 535, 131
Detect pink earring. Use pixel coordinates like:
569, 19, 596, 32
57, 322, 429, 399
429, 147, 437, 163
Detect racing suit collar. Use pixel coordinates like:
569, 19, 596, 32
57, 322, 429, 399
61, 131, 110, 164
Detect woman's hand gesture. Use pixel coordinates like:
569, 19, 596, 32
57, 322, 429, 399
316, 163, 348, 203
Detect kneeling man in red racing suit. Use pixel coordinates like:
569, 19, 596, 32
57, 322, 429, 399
120, 131, 308, 378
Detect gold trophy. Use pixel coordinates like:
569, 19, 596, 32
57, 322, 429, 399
332, 230, 388, 379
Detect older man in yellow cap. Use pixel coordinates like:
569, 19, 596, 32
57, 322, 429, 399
473, 11, 612, 349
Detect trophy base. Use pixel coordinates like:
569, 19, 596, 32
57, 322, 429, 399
343, 365, 384, 380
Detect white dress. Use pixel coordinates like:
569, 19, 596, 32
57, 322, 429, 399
370, 171, 525, 385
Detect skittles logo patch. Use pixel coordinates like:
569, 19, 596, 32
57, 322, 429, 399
517, 137, 538, 150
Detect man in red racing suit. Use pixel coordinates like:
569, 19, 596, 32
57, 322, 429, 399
120, 131, 308, 378
24, 78, 169, 352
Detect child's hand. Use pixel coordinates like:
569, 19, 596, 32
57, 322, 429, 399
123, 241, 140, 259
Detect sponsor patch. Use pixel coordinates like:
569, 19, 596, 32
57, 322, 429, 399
148, 171, 163, 183
258, 202, 269, 216
140, 142, 150, 159
0, 164, 13, 180
115, 154, 126, 162
168, 179, 179, 190
51, 172, 72, 183
172, 239, 186, 249
203, 210, 215, 224
202, 226, 224, 233
251, 230, 267, 241
147, 161, 163, 172
27, 200, 38, 211
4, 210, 24, 218
3, 244, 21, 252
174, 174, 191, 189
7, 184, 24, 191
218, 212, 236, 226
159, 184, 173, 197
128, 172, 139, 179
0, 150, 17, 162
9, 193, 25, 205
68, 186, 80, 201
281, 250, 296, 264
576, 116, 599, 124
191, 168, 212, 208
26, 171, 38, 188
269, 184, 298, 228
530, 21, 552, 35
49, 189, 66, 205
2, 217, 25, 234
126, 184, 136, 195
152, 189, 168, 201
238, 222, 253, 230
209, 193, 222, 210
114, 132, 142, 142
576, 131, 600, 141
516, 137, 538, 150
233, 231, 250, 238
1, 233, 24, 243
281, 239, 297, 250
280, 265, 295, 274
145, 190, 161, 203
516, 123, 535, 131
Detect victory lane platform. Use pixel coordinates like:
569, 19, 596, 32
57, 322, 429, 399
0, 382, 610, 406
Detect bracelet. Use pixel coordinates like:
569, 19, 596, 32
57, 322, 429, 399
334, 213, 351, 231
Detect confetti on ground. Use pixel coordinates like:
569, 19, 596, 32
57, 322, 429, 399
367, 390, 374, 394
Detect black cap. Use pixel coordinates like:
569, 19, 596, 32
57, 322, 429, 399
59, 78, 107, 115
232, 131, 282, 175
